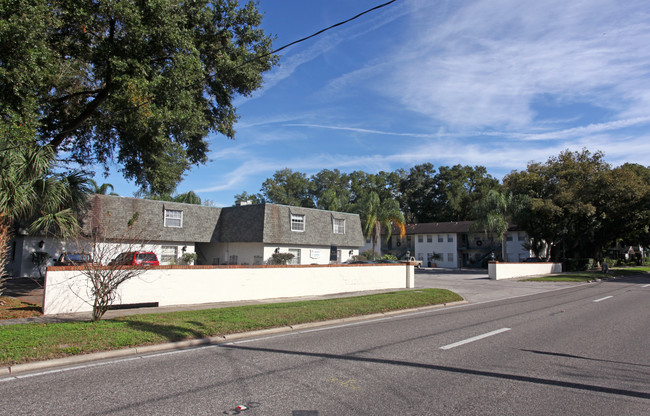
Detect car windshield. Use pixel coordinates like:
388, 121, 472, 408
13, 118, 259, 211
65, 253, 89, 262
136, 253, 157, 261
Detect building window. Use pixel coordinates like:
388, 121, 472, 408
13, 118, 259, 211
447, 234, 453, 242
291, 214, 305, 232
418, 235, 423, 243
427, 235, 433, 243
506, 235, 513, 241
333, 218, 345, 234
289, 248, 301, 265
447, 253, 454, 262
228, 255, 238, 265
438, 235, 444, 243
253, 255, 263, 265
161, 245, 178, 264
164, 209, 183, 227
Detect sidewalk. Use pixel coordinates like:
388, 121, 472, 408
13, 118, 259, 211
1, 271, 585, 325
1, 278, 422, 325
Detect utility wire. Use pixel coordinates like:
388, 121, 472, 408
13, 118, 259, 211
238, 0, 398, 68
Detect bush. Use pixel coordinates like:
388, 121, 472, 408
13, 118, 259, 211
361, 250, 375, 260
270, 252, 295, 265
380, 254, 398, 261
563, 258, 595, 272
181, 252, 197, 265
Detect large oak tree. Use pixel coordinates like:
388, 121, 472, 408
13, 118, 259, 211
1, 0, 277, 194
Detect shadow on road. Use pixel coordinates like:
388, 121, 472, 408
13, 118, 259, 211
220, 344, 650, 400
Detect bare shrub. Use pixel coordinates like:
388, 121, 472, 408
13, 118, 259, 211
74, 211, 154, 321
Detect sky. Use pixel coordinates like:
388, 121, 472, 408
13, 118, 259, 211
100, 0, 650, 206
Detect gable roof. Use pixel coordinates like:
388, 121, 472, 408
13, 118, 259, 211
404, 221, 475, 235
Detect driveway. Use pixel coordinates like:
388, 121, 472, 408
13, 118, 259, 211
415, 268, 584, 303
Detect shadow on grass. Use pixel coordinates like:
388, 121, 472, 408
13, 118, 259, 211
11, 305, 42, 313
124, 320, 211, 342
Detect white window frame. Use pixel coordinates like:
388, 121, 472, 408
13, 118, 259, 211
160, 245, 178, 265
447, 234, 453, 242
333, 218, 345, 234
288, 248, 301, 265
447, 253, 454, 262
438, 235, 444, 243
164, 209, 183, 228
291, 214, 305, 232
418, 235, 423, 243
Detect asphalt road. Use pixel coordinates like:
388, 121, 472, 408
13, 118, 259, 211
1, 275, 648, 415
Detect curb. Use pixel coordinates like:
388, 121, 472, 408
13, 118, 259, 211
2, 300, 467, 376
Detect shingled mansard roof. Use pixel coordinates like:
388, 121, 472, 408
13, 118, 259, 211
85, 195, 365, 246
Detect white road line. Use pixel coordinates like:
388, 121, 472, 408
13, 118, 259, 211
440, 328, 511, 350
593, 296, 613, 303
642, 284, 650, 288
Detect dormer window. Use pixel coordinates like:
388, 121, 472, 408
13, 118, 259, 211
333, 218, 345, 234
164, 209, 183, 228
291, 214, 305, 232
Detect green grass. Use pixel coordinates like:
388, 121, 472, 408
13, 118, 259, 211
522, 266, 650, 282
0, 289, 462, 366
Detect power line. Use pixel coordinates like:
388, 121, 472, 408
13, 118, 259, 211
238, 0, 398, 68
272, 0, 398, 54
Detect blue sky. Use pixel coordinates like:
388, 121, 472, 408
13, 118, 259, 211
102, 0, 650, 206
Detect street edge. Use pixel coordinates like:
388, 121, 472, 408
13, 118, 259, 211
3, 300, 467, 376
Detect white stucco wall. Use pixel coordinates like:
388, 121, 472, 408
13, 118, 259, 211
502, 231, 533, 262
8, 236, 88, 278
414, 233, 458, 268
488, 262, 563, 280
42, 263, 414, 315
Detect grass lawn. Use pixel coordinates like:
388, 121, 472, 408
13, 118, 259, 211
0, 297, 42, 320
0, 288, 462, 367
522, 266, 650, 282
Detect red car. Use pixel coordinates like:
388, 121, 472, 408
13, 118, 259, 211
110, 251, 159, 266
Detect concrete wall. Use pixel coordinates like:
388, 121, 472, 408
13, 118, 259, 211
42, 263, 415, 315
488, 261, 563, 280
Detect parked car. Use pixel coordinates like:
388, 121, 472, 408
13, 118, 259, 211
110, 251, 159, 266
54, 252, 93, 266
399, 256, 423, 268
522, 257, 541, 263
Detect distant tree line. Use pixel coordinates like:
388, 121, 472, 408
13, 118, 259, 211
236, 149, 650, 263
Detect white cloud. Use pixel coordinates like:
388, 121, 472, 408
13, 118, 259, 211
386, 0, 650, 130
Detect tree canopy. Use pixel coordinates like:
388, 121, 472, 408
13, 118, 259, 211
504, 149, 650, 260
1, 0, 277, 195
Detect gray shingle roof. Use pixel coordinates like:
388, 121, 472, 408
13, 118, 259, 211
87, 195, 220, 242
87, 196, 365, 247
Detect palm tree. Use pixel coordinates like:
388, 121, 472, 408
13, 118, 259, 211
1, 142, 90, 239
89, 179, 116, 195
470, 189, 528, 258
174, 191, 202, 205
354, 192, 405, 260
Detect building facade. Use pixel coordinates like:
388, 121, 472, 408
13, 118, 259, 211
366, 221, 534, 268
7, 195, 365, 277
